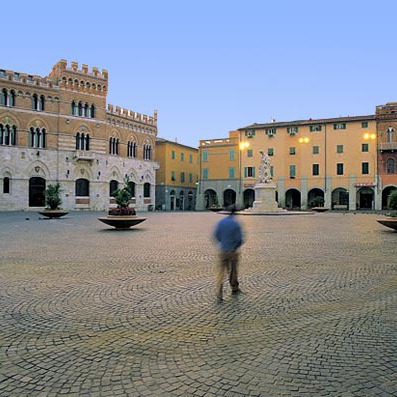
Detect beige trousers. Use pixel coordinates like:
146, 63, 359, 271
216, 250, 240, 298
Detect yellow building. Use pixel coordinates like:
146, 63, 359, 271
155, 138, 198, 210
197, 106, 397, 211
196, 131, 241, 210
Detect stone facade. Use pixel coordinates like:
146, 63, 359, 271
0, 60, 158, 211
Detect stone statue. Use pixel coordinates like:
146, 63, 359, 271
259, 151, 272, 183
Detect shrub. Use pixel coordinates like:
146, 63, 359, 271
388, 190, 397, 210
45, 183, 62, 210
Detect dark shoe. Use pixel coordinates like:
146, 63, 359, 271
231, 289, 241, 295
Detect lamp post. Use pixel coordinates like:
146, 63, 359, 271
239, 139, 249, 208
363, 132, 377, 210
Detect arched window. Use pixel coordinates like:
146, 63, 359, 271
0, 89, 6, 106
39, 95, 45, 111
110, 180, 119, 197
128, 181, 135, 197
143, 144, 152, 160
3, 177, 10, 194
144, 182, 151, 198
9, 90, 15, 107
109, 137, 119, 155
84, 103, 89, 117
75, 178, 89, 196
127, 141, 137, 158
386, 158, 396, 174
71, 101, 76, 115
78, 102, 83, 116
29, 127, 45, 148
90, 104, 95, 118
32, 94, 38, 110
76, 132, 89, 150
0, 124, 15, 146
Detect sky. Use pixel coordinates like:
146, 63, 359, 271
3, 0, 397, 148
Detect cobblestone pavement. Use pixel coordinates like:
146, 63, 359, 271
0, 211, 396, 397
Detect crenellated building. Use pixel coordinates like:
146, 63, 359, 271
0, 60, 158, 212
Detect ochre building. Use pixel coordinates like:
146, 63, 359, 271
196, 104, 397, 211
155, 138, 198, 210
0, 60, 158, 211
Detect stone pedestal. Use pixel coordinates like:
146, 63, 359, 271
251, 182, 281, 212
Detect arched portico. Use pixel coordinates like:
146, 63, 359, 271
223, 189, 236, 207
382, 185, 397, 209
356, 187, 375, 210
308, 188, 325, 208
243, 188, 255, 209
204, 189, 218, 209
285, 188, 301, 209
332, 188, 349, 210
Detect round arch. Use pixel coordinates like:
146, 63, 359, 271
223, 189, 236, 208
332, 188, 349, 209
243, 188, 255, 209
308, 188, 325, 208
285, 188, 301, 210
356, 187, 374, 210
204, 189, 218, 209
382, 185, 397, 209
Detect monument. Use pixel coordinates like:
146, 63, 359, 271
247, 151, 284, 213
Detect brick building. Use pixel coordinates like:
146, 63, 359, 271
0, 60, 158, 211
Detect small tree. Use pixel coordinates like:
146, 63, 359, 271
109, 177, 136, 215
310, 196, 325, 208
45, 183, 62, 210
387, 190, 397, 210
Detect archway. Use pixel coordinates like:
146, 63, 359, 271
382, 186, 397, 209
29, 177, 45, 207
170, 190, 176, 211
332, 188, 349, 209
308, 188, 324, 208
243, 189, 255, 209
223, 189, 236, 207
285, 188, 301, 209
187, 191, 194, 210
204, 189, 218, 209
179, 191, 185, 210
357, 187, 374, 210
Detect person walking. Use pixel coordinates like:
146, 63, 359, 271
213, 205, 244, 302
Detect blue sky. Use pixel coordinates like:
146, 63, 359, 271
3, 0, 397, 148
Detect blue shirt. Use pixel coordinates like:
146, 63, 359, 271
213, 215, 243, 252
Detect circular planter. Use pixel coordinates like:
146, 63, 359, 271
377, 217, 397, 231
97, 215, 146, 230
39, 210, 69, 219
311, 207, 330, 212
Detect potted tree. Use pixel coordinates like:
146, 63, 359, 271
377, 190, 397, 231
310, 196, 329, 212
97, 177, 146, 229
39, 183, 68, 219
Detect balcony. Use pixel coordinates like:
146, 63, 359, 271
379, 142, 397, 152
73, 151, 95, 162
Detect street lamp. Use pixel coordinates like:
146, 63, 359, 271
363, 132, 377, 209
239, 140, 249, 197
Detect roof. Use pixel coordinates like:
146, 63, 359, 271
239, 114, 377, 130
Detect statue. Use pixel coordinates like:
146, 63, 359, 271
259, 151, 272, 183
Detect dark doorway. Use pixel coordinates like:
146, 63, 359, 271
29, 177, 45, 207
223, 189, 236, 207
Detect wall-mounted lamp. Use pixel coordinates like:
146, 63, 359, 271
36, 151, 40, 156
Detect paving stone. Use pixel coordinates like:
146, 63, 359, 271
0, 211, 396, 396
